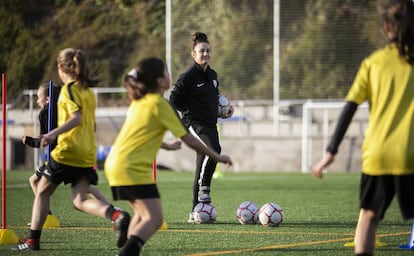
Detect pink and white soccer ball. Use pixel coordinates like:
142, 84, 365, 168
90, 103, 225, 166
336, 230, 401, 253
258, 202, 284, 227
193, 202, 217, 224
236, 201, 259, 224
217, 95, 231, 117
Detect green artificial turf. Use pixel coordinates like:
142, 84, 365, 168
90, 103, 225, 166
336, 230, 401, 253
1, 170, 412, 255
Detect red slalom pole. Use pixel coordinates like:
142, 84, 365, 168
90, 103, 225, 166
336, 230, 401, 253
152, 159, 167, 229
152, 160, 157, 181
0, 73, 18, 244
2, 73, 7, 229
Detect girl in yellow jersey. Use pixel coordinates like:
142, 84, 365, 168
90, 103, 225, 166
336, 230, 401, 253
13, 48, 130, 251
104, 57, 233, 256
312, 1, 414, 255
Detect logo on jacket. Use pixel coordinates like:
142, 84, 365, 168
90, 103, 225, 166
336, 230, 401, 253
213, 80, 218, 88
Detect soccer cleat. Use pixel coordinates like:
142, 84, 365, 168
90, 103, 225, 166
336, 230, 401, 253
198, 186, 211, 203
11, 239, 40, 251
113, 210, 130, 248
187, 212, 195, 223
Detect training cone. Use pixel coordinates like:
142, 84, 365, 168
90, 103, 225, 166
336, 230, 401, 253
159, 219, 168, 230
43, 214, 60, 228
0, 229, 19, 245
399, 221, 414, 250
344, 235, 387, 247
213, 163, 224, 179
213, 170, 224, 179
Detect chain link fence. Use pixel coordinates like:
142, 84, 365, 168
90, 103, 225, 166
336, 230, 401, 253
170, 0, 386, 100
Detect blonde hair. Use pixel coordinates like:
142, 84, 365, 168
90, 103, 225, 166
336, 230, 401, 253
38, 83, 49, 97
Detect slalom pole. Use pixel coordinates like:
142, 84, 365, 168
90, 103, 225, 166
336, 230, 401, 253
399, 221, 414, 249
47, 81, 53, 161
1, 73, 6, 230
0, 73, 18, 244
152, 160, 157, 181
153, 159, 168, 230
43, 81, 60, 228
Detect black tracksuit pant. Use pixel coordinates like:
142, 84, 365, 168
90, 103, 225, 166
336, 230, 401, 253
188, 123, 221, 209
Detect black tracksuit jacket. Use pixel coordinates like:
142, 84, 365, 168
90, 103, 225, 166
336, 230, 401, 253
169, 63, 220, 129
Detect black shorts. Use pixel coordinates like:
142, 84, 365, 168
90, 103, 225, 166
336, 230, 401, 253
111, 184, 160, 201
43, 157, 98, 186
35, 163, 47, 178
360, 173, 414, 220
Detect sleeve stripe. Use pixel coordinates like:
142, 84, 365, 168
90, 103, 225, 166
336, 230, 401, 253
67, 82, 80, 108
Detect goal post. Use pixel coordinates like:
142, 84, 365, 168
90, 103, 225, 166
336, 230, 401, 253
301, 100, 368, 173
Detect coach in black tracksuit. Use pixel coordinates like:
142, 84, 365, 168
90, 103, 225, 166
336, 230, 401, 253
169, 32, 233, 222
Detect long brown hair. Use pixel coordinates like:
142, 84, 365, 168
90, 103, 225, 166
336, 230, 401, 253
382, 0, 414, 63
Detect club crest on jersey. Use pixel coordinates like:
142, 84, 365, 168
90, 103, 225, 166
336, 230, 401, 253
213, 80, 218, 88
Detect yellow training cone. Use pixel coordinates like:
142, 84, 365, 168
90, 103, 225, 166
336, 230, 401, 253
159, 219, 168, 230
0, 229, 19, 245
43, 214, 60, 228
213, 163, 224, 179
344, 236, 386, 247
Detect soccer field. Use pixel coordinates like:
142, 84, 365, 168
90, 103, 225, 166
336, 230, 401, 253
0, 170, 412, 255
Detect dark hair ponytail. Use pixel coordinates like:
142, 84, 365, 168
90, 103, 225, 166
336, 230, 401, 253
124, 57, 165, 100
382, 0, 414, 63
192, 32, 209, 49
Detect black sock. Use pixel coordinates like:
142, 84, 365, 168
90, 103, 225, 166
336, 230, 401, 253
29, 230, 42, 240
48, 210, 53, 215
118, 235, 145, 256
355, 253, 373, 256
104, 204, 116, 220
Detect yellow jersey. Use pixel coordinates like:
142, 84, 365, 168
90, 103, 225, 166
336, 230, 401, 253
51, 82, 97, 167
104, 93, 187, 186
346, 44, 414, 175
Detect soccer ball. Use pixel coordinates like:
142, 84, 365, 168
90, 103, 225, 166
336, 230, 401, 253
193, 203, 217, 224
217, 95, 231, 117
236, 201, 259, 224
258, 202, 284, 227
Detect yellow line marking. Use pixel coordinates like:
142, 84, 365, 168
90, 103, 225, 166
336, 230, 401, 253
8, 226, 409, 256
10, 226, 111, 231
9, 226, 349, 236
182, 232, 411, 256
183, 237, 355, 256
